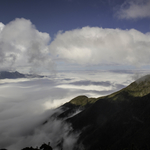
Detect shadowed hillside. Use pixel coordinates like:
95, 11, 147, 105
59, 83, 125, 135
57, 75, 150, 150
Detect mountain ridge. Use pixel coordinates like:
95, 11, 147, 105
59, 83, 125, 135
0, 71, 44, 79
58, 74, 150, 150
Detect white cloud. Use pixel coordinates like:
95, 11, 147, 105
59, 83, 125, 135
116, 0, 150, 19
1, 18, 150, 73
0, 22, 4, 32
0, 18, 54, 73
50, 27, 150, 67
56, 84, 113, 92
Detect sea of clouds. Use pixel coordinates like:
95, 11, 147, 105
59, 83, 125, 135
0, 70, 141, 150
0, 1, 150, 148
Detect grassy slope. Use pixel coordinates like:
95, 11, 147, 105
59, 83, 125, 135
64, 75, 150, 150
69, 75, 150, 107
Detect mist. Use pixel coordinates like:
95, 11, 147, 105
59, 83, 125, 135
0, 77, 80, 150
0, 71, 134, 150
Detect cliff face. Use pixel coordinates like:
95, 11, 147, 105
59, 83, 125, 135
58, 75, 150, 150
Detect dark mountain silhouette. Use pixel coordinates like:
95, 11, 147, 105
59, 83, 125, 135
0, 71, 25, 79
0, 71, 44, 79
56, 75, 150, 150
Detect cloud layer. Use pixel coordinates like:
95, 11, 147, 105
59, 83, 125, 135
116, 0, 150, 19
50, 27, 150, 67
0, 71, 134, 149
0, 77, 78, 150
0, 18, 53, 73
0, 18, 150, 72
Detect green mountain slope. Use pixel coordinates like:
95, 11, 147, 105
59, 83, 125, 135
106, 74, 150, 100
58, 75, 150, 150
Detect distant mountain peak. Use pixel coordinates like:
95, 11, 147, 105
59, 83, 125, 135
0, 71, 44, 79
0, 71, 25, 79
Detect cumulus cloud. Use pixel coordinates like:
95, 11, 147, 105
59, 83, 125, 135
116, 0, 150, 19
0, 22, 4, 32
50, 27, 150, 67
0, 18, 53, 73
1, 18, 150, 73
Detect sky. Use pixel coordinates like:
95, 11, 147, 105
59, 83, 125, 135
0, 0, 150, 149
0, 0, 150, 73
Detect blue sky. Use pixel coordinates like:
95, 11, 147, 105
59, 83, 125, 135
0, 0, 149, 35
0, 0, 150, 73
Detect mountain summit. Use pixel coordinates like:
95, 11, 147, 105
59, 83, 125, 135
125, 75, 150, 97
106, 74, 150, 100
0, 71, 44, 79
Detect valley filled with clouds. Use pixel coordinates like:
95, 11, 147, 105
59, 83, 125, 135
0, 70, 139, 150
